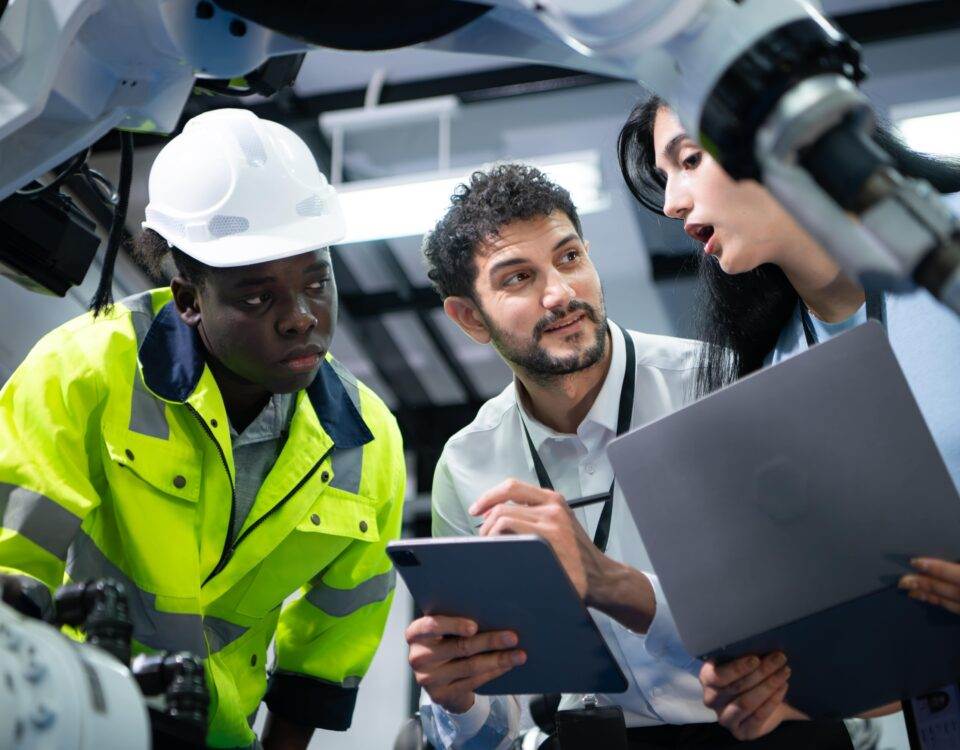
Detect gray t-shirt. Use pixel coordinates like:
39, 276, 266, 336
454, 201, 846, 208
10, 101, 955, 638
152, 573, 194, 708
228, 392, 295, 544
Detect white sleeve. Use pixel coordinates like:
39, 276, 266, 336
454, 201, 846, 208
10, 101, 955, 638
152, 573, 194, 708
420, 691, 521, 749
431, 450, 478, 537
642, 572, 702, 676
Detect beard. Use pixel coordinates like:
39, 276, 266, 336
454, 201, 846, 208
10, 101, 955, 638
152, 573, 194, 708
481, 298, 608, 384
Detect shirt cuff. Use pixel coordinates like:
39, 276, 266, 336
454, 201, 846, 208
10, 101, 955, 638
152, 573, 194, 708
264, 671, 359, 730
642, 573, 700, 675
435, 694, 491, 741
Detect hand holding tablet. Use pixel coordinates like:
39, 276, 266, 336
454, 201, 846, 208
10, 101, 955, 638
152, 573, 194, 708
389, 535, 628, 697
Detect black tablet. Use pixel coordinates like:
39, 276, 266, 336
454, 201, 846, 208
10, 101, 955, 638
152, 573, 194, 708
388, 535, 628, 696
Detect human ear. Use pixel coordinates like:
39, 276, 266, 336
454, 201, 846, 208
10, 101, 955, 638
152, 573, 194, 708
171, 277, 202, 329
443, 296, 491, 345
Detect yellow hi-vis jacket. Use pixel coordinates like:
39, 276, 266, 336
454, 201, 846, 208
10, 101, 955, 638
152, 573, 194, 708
0, 289, 406, 747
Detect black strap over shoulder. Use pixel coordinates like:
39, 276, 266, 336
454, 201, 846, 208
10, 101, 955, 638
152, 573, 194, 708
521, 323, 635, 552
801, 289, 885, 348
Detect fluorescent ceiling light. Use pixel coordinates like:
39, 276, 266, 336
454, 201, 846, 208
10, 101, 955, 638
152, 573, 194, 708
897, 110, 960, 157
336, 151, 609, 246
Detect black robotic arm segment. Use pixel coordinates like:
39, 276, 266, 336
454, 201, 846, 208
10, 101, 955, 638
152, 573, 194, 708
215, 0, 491, 51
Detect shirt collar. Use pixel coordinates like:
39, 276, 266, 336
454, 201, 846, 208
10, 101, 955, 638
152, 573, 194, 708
515, 320, 626, 450
229, 392, 294, 446
139, 301, 373, 449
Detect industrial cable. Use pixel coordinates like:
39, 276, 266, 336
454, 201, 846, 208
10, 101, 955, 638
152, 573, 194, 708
15, 148, 91, 199
90, 131, 134, 316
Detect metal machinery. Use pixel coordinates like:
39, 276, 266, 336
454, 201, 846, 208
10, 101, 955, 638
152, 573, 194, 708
0, 0, 958, 312
0, 574, 208, 749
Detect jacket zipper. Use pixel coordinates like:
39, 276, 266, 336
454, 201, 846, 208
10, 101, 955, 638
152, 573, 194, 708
201, 442, 334, 587
185, 403, 238, 587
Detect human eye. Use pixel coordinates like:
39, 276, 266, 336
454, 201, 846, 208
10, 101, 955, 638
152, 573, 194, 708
306, 278, 329, 292
241, 292, 270, 307
681, 150, 702, 170
560, 248, 581, 264
503, 271, 530, 288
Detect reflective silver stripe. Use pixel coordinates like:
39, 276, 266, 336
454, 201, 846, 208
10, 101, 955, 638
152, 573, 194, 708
0, 484, 81, 560
129, 368, 169, 439
327, 358, 360, 412
329, 446, 363, 494
203, 615, 250, 653
66, 531, 205, 654
122, 292, 158, 352
129, 310, 153, 346
305, 569, 396, 617
122, 294, 171, 440
327, 359, 364, 493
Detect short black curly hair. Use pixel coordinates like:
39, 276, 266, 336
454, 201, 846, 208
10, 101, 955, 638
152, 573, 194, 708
422, 163, 583, 300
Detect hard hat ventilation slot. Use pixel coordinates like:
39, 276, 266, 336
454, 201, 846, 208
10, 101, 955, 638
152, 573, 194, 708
208, 215, 250, 238
295, 194, 326, 217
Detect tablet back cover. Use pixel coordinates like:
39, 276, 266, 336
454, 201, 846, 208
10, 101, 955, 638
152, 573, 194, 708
389, 535, 628, 696
608, 321, 960, 716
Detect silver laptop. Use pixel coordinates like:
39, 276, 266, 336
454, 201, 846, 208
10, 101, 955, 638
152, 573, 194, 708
607, 321, 960, 718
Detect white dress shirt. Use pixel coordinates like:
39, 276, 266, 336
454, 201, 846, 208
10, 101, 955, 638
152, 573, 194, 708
420, 322, 715, 749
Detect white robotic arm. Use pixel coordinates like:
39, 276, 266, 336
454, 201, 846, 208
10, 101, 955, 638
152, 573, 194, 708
457, 0, 960, 312
0, 597, 151, 749
1, 0, 959, 313
0, 0, 310, 202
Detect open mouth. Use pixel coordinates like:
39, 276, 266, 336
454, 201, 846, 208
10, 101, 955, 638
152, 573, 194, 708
691, 224, 713, 243
692, 225, 719, 255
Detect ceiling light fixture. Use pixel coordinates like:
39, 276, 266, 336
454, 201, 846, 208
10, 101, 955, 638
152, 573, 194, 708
319, 92, 608, 245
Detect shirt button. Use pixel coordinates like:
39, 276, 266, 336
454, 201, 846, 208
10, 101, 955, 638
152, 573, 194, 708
125, 449, 135, 461
310, 513, 321, 526
652, 686, 663, 697
173, 475, 186, 489
321, 471, 330, 482
585, 463, 595, 474
359, 520, 368, 533
210, 418, 218, 429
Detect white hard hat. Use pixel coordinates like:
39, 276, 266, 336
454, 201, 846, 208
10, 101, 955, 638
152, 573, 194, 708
143, 108, 345, 268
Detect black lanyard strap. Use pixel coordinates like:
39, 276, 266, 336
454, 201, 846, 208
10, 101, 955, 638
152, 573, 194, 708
800, 289, 886, 348
520, 322, 636, 553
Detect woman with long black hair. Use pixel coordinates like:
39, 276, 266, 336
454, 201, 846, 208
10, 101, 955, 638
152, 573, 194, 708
618, 96, 960, 741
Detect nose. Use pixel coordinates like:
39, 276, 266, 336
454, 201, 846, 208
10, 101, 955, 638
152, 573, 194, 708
277, 294, 318, 337
541, 266, 574, 311
662, 175, 693, 220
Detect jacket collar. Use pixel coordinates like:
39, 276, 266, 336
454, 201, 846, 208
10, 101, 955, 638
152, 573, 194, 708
139, 301, 373, 449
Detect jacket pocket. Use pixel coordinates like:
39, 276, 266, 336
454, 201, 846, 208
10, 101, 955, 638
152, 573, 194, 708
232, 492, 381, 619
99, 428, 202, 598
296, 490, 380, 543
102, 428, 201, 504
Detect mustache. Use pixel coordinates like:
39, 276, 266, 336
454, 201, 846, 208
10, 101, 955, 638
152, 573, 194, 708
532, 300, 601, 342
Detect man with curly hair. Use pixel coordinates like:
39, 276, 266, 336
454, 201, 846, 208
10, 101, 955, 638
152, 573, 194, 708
405, 164, 853, 749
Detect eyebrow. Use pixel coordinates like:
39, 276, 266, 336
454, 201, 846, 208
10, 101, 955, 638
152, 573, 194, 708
233, 260, 330, 288
486, 233, 582, 279
660, 133, 689, 167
